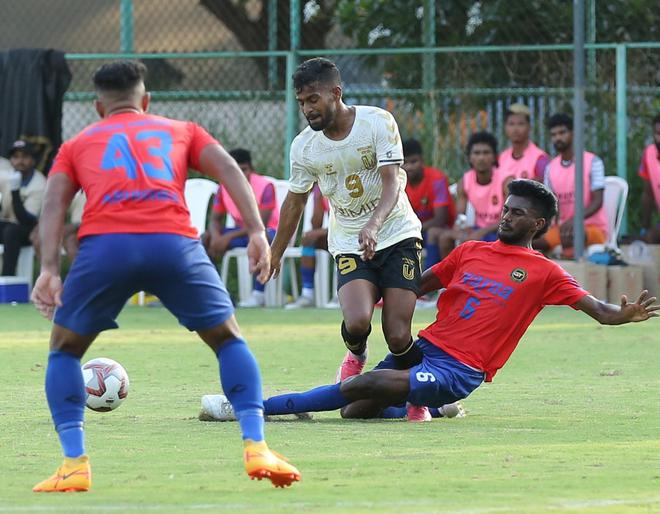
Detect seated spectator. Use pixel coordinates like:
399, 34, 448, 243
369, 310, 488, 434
285, 185, 329, 309
202, 148, 279, 307
438, 132, 513, 259
639, 114, 660, 244
0, 140, 46, 276
402, 138, 455, 269
534, 113, 608, 257
31, 190, 86, 267
499, 103, 549, 181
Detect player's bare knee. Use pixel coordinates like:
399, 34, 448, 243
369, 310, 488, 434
198, 316, 242, 353
385, 329, 412, 354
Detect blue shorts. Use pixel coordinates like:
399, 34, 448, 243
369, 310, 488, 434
374, 338, 484, 407
472, 226, 498, 242
221, 227, 276, 248
54, 233, 234, 335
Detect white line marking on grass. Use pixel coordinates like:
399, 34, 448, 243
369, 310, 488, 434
2, 497, 660, 513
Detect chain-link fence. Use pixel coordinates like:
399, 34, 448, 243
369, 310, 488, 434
1, 0, 659, 231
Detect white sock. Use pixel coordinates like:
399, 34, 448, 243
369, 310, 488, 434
301, 287, 314, 299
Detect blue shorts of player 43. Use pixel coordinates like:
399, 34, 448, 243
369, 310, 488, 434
54, 233, 234, 335
375, 338, 485, 407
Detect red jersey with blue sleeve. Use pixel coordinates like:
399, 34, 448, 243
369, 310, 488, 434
419, 240, 589, 381
405, 166, 456, 226
49, 112, 218, 239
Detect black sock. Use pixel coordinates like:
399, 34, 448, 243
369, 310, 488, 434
391, 339, 423, 369
341, 321, 371, 356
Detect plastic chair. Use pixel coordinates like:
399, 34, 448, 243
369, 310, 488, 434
184, 178, 219, 235
448, 182, 476, 226
279, 192, 334, 307
587, 176, 629, 255
220, 177, 290, 307
0, 245, 35, 289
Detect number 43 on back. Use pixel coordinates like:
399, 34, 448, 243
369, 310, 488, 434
101, 130, 173, 181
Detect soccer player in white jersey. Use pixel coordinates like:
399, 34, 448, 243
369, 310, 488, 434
267, 58, 431, 419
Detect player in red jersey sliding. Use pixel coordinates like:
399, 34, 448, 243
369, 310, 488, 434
247, 179, 658, 419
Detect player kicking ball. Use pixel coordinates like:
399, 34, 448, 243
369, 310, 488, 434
30, 60, 299, 492
211, 180, 658, 421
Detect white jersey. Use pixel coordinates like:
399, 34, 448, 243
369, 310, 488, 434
289, 105, 421, 257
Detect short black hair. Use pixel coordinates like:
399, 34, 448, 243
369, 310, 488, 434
402, 138, 423, 157
229, 148, 252, 166
93, 60, 147, 94
548, 113, 573, 131
652, 114, 660, 126
466, 131, 498, 156
507, 179, 558, 237
292, 58, 341, 91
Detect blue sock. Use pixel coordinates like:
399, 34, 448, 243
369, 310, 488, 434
216, 338, 264, 442
380, 406, 442, 419
424, 242, 441, 268
301, 249, 316, 290
264, 384, 348, 415
380, 406, 407, 419
45, 351, 86, 458
253, 276, 265, 292
429, 407, 442, 418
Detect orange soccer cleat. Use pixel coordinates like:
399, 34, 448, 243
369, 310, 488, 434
33, 455, 91, 492
244, 440, 301, 488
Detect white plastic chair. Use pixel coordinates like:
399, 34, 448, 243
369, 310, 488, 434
0, 245, 35, 289
448, 182, 476, 226
184, 178, 219, 235
220, 177, 288, 307
587, 176, 629, 255
279, 191, 334, 307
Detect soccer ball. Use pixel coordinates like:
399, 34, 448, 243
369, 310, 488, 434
81, 358, 130, 412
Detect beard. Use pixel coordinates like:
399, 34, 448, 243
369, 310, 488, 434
497, 227, 526, 245
553, 141, 568, 153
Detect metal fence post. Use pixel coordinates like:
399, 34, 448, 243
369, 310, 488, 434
423, 0, 437, 165
573, 0, 586, 261
268, 0, 278, 90
120, 0, 134, 53
284, 0, 300, 179
616, 44, 628, 234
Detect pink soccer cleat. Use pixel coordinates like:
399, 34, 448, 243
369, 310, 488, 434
335, 350, 367, 383
406, 403, 432, 422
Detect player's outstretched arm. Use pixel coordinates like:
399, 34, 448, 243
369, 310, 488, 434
574, 290, 659, 325
419, 267, 444, 297
31, 173, 77, 319
268, 191, 309, 280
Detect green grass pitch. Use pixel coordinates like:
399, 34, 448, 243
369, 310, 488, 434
0, 304, 659, 513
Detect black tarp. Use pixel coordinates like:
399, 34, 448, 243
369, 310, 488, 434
0, 48, 72, 174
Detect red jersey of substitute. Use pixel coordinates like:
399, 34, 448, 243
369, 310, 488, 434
405, 166, 456, 226
50, 112, 218, 239
419, 240, 588, 381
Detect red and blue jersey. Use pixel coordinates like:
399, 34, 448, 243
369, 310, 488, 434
419, 240, 588, 381
405, 166, 456, 226
49, 112, 218, 239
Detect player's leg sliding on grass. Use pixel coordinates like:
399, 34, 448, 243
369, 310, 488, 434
258, 180, 660, 422
262, 338, 483, 419
31, 60, 300, 492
